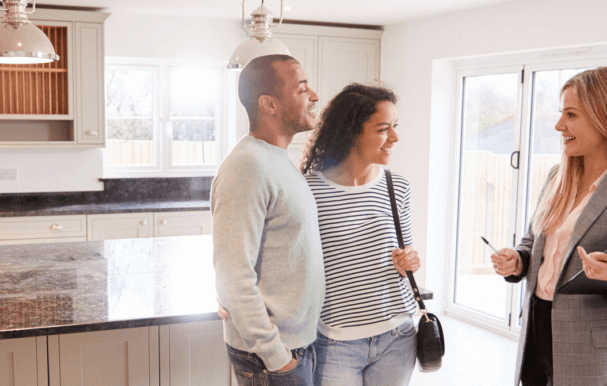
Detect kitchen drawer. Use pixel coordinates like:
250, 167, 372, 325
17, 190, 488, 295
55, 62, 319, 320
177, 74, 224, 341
154, 211, 212, 237
0, 215, 87, 241
87, 213, 153, 241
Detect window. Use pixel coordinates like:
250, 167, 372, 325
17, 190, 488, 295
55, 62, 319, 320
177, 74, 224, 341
447, 51, 607, 335
104, 58, 225, 176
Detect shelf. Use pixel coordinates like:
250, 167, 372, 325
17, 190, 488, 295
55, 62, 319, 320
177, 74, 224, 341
0, 25, 69, 115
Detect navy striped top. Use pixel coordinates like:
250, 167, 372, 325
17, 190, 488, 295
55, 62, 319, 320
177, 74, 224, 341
306, 169, 417, 340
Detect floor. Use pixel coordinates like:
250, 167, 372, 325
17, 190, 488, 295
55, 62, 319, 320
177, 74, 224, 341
409, 313, 518, 386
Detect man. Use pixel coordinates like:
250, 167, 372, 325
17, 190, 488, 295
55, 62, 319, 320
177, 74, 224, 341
211, 55, 325, 385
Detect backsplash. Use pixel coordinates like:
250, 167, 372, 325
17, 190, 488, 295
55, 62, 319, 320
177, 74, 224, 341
0, 177, 213, 207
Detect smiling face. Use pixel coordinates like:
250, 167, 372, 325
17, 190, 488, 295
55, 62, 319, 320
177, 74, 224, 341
273, 61, 319, 135
556, 87, 607, 159
350, 100, 399, 166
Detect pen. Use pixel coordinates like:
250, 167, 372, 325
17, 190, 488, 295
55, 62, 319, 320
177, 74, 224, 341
481, 236, 501, 256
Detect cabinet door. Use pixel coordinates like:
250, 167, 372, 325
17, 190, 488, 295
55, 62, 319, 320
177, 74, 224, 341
0, 337, 40, 386
58, 327, 150, 386
75, 22, 105, 146
87, 213, 153, 241
168, 321, 230, 386
153, 211, 212, 237
318, 37, 380, 110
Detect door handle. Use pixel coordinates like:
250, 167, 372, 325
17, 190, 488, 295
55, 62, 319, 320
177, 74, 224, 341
510, 151, 520, 169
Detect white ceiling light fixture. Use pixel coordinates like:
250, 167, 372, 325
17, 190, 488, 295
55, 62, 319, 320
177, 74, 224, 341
227, 0, 290, 70
0, 0, 59, 64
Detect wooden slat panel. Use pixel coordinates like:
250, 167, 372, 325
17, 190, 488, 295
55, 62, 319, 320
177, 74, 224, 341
0, 25, 68, 115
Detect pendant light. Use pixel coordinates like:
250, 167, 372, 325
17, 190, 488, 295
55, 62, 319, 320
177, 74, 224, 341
227, 0, 290, 70
0, 0, 59, 64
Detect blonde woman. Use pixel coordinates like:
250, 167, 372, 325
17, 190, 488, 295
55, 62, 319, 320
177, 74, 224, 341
491, 68, 607, 386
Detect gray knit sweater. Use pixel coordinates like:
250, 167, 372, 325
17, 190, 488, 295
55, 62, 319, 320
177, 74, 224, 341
211, 135, 325, 371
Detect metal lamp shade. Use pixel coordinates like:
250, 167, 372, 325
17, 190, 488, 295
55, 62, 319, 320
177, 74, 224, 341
0, 22, 58, 64
227, 36, 291, 70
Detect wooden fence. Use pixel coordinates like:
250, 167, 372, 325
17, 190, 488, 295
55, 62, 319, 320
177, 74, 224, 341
106, 140, 216, 165
458, 151, 560, 274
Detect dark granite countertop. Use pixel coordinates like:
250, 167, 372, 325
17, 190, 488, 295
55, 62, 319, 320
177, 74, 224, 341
0, 236, 220, 339
0, 199, 210, 217
0, 176, 213, 217
0, 235, 434, 339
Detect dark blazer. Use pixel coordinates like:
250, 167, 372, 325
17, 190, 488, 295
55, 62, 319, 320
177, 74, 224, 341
506, 167, 607, 386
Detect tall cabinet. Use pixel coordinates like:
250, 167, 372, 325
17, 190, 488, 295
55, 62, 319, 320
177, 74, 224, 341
274, 24, 382, 166
0, 9, 109, 148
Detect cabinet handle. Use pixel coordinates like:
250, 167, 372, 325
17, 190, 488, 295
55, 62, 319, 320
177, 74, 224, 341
161, 219, 168, 225
50, 224, 63, 230
84, 130, 98, 136
141, 220, 148, 226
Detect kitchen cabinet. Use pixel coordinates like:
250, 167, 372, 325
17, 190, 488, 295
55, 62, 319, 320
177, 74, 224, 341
0, 336, 47, 386
163, 320, 231, 386
154, 211, 212, 237
0, 214, 87, 245
0, 9, 109, 149
275, 24, 382, 165
87, 212, 154, 241
54, 327, 154, 386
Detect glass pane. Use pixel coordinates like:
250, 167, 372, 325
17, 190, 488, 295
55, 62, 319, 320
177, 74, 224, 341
455, 73, 520, 320
106, 119, 154, 166
170, 68, 220, 166
526, 68, 591, 223
105, 67, 156, 166
105, 68, 154, 118
171, 119, 217, 165
170, 68, 219, 117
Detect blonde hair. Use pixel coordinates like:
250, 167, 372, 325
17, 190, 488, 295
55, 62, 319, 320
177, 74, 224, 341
532, 67, 607, 234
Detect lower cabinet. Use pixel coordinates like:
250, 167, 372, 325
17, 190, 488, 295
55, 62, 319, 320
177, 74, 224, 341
0, 336, 47, 386
163, 320, 231, 386
2, 322, 231, 386
87, 213, 154, 241
154, 211, 212, 237
53, 327, 153, 386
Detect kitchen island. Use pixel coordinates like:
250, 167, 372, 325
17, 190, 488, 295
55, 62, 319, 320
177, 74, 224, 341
0, 235, 433, 386
0, 235, 227, 386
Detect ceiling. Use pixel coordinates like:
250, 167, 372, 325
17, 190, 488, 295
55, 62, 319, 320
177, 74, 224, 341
37, 0, 531, 26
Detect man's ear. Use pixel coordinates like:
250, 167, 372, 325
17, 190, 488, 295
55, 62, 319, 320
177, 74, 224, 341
259, 95, 279, 116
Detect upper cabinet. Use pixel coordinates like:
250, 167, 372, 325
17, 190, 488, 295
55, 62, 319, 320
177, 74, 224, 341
0, 9, 109, 149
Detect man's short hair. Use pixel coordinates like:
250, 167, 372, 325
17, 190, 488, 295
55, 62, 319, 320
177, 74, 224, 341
238, 54, 299, 123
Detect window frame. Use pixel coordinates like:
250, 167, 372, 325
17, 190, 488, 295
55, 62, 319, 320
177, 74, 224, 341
444, 43, 607, 338
103, 57, 229, 178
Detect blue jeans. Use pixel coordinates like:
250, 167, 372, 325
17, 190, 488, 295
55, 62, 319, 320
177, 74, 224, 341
313, 317, 417, 386
226, 344, 316, 386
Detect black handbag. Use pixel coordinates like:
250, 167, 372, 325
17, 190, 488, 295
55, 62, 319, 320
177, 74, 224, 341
385, 169, 445, 372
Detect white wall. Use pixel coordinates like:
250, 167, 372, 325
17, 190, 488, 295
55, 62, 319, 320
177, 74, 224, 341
381, 0, 607, 306
0, 13, 244, 194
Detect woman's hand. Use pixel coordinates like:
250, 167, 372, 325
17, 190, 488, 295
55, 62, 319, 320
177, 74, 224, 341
578, 246, 607, 281
392, 246, 421, 275
218, 302, 231, 321
491, 248, 522, 277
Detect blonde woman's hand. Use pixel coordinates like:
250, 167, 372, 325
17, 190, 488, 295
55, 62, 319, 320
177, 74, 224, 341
392, 246, 421, 275
491, 248, 522, 277
578, 246, 607, 281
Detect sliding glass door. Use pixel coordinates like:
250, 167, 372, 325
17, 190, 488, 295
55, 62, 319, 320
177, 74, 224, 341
449, 59, 607, 334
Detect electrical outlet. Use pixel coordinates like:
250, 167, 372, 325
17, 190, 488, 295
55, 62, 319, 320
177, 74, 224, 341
0, 169, 17, 181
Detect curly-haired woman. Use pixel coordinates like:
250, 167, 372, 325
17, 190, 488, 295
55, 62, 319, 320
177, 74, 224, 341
301, 83, 420, 386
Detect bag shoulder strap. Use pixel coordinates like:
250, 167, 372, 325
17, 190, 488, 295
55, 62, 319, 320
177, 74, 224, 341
385, 169, 427, 312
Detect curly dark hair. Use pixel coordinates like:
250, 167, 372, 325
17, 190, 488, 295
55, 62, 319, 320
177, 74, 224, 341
300, 83, 397, 175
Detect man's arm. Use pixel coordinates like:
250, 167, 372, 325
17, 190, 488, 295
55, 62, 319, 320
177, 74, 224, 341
211, 161, 292, 371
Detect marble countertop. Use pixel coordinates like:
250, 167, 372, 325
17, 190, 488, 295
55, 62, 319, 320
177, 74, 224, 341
0, 200, 211, 217
0, 235, 434, 339
0, 236, 220, 339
